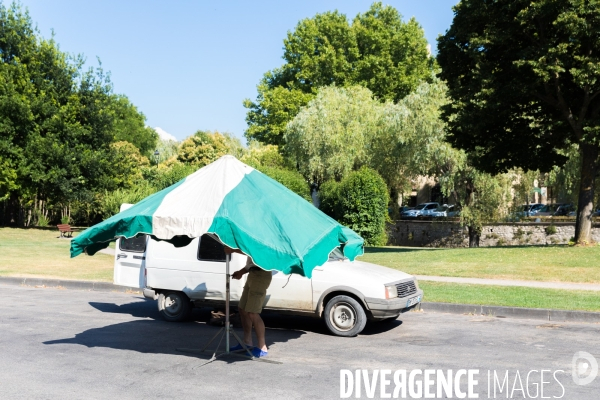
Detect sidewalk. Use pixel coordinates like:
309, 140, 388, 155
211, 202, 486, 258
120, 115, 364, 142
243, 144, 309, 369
416, 275, 600, 291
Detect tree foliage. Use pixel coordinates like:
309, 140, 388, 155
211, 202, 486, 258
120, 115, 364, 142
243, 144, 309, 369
245, 2, 433, 146
176, 131, 241, 167
438, 149, 512, 247
0, 3, 159, 226
285, 80, 448, 194
437, 0, 600, 243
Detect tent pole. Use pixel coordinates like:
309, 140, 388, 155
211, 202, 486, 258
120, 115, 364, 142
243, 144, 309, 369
176, 250, 281, 365
225, 253, 230, 354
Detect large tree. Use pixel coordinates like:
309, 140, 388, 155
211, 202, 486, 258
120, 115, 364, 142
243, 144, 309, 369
284, 80, 448, 192
0, 3, 157, 226
245, 2, 433, 146
437, 0, 600, 243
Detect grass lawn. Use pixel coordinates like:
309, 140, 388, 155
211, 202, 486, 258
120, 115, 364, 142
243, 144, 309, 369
362, 245, 600, 283
420, 281, 600, 312
0, 227, 113, 281
1, 227, 599, 312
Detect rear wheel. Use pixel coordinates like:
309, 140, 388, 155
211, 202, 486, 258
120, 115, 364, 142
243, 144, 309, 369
157, 291, 192, 322
324, 295, 367, 337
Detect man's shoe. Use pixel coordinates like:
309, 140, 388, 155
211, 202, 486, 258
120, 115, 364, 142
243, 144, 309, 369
251, 347, 268, 358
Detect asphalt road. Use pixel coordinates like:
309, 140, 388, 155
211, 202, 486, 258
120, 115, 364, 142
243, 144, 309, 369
1, 283, 599, 400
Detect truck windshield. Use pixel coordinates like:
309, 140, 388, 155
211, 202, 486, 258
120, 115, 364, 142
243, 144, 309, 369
328, 247, 347, 261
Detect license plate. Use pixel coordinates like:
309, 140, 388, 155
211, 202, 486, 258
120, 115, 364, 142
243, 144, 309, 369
406, 295, 421, 308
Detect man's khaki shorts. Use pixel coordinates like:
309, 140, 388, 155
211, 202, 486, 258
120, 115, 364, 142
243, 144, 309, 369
238, 269, 272, 314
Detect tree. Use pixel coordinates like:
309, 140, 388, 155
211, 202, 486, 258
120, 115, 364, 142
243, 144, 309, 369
240, 141, 290, 169
0, 3, 157, 226
284, 80, 448, 194
245, 2, 433, 146
176, 131, 232, 167
438, 149, 512, 247
437, 0, 600, 243
284, 86, 377, 186
110, 95, 158, 157
109, 141, 150, 189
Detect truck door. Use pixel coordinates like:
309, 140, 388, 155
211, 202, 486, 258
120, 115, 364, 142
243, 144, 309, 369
266, 272, 313, 311
114, 235, 147, 288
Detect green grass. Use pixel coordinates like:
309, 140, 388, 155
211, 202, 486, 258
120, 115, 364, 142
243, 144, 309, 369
2, 227, 599, 312
363, 245, 600, 283
420, 281, 600, 312
0, 228, 114, 281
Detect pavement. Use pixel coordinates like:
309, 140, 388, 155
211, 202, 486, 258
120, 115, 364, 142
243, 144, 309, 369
416, 275, 600, 291
1, 283, 600, 399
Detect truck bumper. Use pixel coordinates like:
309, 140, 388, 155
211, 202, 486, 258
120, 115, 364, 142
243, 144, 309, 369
143, 288, 157, 300
365, 289, 424, 319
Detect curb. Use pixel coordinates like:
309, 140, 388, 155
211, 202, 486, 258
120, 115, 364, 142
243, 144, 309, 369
420, 301, 600, 323
2, 277, 599, 324
0, 276, 141, 294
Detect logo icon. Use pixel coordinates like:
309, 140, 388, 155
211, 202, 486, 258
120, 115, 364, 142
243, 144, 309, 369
572, 351, 598, 386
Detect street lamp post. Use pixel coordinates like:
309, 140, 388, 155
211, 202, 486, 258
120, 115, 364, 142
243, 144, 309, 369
154, 149, 160, 166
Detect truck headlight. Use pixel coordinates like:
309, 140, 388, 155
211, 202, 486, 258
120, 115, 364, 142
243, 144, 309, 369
385, 285, 397, 299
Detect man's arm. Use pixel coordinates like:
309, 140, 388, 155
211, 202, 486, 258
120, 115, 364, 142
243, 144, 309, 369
224, 246, 251, 280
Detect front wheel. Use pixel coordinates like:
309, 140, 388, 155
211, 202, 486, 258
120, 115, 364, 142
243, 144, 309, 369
324, 295, 367, 337
157, 291, 192, 322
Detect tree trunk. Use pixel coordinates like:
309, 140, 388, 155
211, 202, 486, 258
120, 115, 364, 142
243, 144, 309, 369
468, 226, 480, 247
575, 144, 599, 244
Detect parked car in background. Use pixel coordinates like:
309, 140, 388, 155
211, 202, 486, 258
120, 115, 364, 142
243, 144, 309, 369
399, 206, 414, 214
431, 204, 460, 218
515, 203, 544, 217
555, 204, 575, 216
535, 203, 575, 217
400, 202, 440, 219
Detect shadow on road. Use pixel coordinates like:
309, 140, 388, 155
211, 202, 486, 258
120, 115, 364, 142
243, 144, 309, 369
45, 299, 310, 363
47, 299, 405, 362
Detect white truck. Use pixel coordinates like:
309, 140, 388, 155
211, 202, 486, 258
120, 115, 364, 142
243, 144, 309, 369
114, 230, 423, 337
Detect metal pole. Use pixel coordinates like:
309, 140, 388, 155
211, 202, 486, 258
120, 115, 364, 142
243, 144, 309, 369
225, 252, 230, 354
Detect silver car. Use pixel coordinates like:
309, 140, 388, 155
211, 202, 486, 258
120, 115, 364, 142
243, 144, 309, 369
401, 202, 440, 218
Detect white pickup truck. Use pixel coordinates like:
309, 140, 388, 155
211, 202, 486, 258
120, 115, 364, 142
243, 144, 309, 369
114, 233, 423, 337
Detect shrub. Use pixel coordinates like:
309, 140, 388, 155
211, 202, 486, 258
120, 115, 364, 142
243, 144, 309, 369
35, 210, 49, 227
545, 225, 557, 235
514, 227, 525, 238
100, 183, 158, 218
318, 179, 341, 218
257, 166, 311, 201
320, 167, 389, 246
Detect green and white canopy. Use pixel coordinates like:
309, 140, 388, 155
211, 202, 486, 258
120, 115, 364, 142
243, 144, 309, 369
71, 155, 364, 278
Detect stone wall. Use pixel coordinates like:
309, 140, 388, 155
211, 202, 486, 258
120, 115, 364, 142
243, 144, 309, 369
387, 220, 600, 247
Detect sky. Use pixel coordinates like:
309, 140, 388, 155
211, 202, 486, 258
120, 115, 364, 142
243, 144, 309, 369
21, 0, 458, 143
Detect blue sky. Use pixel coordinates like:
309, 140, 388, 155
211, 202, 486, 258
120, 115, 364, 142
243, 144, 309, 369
22, 0, 457, 143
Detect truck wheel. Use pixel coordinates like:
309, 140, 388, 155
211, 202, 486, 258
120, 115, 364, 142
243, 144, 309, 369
324, 295, 367, 337
157, 291, 192, 322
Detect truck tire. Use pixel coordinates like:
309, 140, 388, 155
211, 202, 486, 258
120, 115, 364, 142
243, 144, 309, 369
157, 291, 192, 322
324, 295, 367, 337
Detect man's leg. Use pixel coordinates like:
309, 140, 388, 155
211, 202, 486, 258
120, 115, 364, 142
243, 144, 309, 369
238, 307, 253, 346
247, 312, 267, 351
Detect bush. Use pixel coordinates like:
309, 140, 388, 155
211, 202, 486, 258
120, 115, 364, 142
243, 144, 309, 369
257, 166, 311, 201
319, 167, 389, 246
100, 183, 158, 218
545, 225, 557, 235
318, 179, 341, 218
